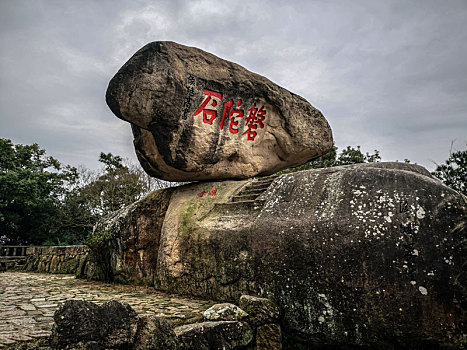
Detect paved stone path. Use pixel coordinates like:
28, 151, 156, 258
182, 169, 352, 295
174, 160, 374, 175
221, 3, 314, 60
0, 272, 216, 348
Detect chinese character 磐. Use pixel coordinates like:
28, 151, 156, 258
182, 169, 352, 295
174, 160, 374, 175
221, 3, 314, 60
220, 99, 244, 134
193, 89, 223, 125
242, 103, 266, 141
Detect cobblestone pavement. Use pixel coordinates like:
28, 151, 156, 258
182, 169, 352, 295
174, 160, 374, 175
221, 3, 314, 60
0, 272, 216, 348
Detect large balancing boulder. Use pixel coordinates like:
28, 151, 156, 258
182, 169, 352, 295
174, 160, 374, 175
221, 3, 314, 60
106, 41, 333, 182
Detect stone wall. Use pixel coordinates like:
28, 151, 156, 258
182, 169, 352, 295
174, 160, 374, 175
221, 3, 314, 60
24, 245, 90, 276
0, 245, 28, 271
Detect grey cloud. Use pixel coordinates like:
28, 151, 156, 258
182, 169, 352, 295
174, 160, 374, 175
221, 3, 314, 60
1, 0, 466, 172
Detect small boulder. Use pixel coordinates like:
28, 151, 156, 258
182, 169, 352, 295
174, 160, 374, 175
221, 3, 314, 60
106, 41, 333, 181
239, 295, 280, 326
50, 300, 178, 350
133, 316, 178, 350
50, 300, 120, 348
175, 321, 253, 350
99, 300, 139, 348
203, 303, 248, 321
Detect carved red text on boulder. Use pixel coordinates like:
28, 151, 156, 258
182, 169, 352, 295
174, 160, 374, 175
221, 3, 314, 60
192, 89, 266, 141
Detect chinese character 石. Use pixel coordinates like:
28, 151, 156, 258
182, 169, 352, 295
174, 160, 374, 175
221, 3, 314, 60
242, 103, 266, 141
197, 191, 207, 198
193, 89, 223, 125
220, 99, 244, 134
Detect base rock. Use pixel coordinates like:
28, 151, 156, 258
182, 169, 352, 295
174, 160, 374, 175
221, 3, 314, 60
93, 162, 466, 349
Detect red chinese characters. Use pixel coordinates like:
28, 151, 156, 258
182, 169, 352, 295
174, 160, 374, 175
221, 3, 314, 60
197, 189, 217, 198
192, 89, 223, 125
192, 89, 266, 141
242, 103, 266, 141
220, 99, 244, 134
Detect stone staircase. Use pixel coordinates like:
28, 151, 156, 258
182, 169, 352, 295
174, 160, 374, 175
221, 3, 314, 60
213, 174, 278, 214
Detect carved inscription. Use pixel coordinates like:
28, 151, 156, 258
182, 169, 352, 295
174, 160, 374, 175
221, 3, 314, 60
181, 74, 196, 120
243, 103, 266, 141
197, 189, 217, 198
192, 89, 222, 125
192, 88, 267, 141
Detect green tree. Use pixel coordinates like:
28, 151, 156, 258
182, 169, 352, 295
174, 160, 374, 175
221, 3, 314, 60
337, 146, 381, 165
306, 145, 338, 169
0, 139, 173, 245
47, 187, 98, 245
98, 152, 125, 171
279, 145, 381, 174
78, 152, 151, 215
39, 152, 166, 246
0, 139, 77, 244
432, 148, 466, 195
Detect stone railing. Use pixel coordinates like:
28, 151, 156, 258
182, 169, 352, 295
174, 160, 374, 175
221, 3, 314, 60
0, 245, 29, 270
23, 245, 90, 276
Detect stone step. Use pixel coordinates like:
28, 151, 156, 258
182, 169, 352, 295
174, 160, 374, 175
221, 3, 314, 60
213, 200, 265, 213
225, 176, 278, 206
229, 178, 277, 203
237, 188, 265, 196
232, 193, 259, 202
255, 174, 279, 180
253, 177, 276, 185
245, 183, 273, 191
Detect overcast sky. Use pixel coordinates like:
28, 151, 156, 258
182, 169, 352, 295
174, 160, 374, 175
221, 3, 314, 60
1, 0, 466, 172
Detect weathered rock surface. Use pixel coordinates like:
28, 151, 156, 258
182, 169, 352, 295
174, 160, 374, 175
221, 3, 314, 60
133, 316, 178, 350
93, 189, 175, 285
92, 162, 466, 349
49, 300, 178, 350
239, 295, 280, 326
175, 321, 253, 349
256, 324, 282, 350
106, 41, 333, 181
50, 300, 137, 349
203, 303, 249, 322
